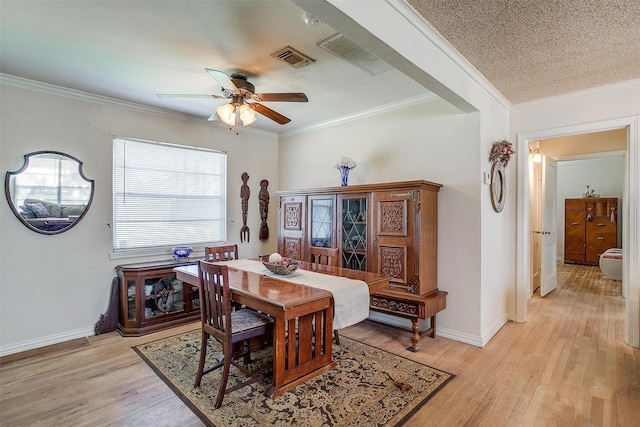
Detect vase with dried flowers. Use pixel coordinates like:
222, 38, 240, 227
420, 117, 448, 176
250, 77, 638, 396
489, 139, 515, 167
334, 156, 356, 186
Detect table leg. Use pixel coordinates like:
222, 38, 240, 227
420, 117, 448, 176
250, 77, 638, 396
408, 318, 421, 352
270, 318, 286, 391
265, 304, 336, 398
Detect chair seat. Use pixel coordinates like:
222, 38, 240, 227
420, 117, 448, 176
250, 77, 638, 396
229, 309, 272, 333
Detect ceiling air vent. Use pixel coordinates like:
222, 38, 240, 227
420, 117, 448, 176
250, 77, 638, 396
271, 46, 315, 69
318, 33, 392, 75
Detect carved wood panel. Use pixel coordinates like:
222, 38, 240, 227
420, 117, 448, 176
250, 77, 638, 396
278, 196, 306, 261
370, 295, 418, 316
283, 238, 302, 260
378, 199, 407, 236
284, 202, 302, 231
379, 246, 407, 284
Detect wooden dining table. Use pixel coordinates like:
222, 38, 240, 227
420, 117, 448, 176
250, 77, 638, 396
174, 259, 390, 397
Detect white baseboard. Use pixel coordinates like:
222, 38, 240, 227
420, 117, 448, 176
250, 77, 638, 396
368, 311, 430, 330
437, 327, 483, 347
480, 316, 509, 347
0, 327, 94, 357
367, 311, 485, 348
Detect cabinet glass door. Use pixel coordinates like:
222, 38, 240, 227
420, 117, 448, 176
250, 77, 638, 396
143, 274, 185, 319
126, 279, 136, 321
341, 196, 367, 270
310, 196, 335, 248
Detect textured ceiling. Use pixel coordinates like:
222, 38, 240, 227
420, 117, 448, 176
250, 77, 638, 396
407, 0, 640, 104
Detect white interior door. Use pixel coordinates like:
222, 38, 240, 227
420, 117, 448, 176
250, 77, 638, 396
540, 156, 558, 296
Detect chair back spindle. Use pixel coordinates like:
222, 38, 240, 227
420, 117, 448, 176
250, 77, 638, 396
309, 246, 339, 267
205, 244, 239, 262
199, 261, 231, 338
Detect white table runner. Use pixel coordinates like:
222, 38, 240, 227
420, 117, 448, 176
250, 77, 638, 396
223, 259, 369, 330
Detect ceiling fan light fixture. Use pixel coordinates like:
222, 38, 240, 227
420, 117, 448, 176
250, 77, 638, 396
216, 103, 236, 126
239, 104, 257, 126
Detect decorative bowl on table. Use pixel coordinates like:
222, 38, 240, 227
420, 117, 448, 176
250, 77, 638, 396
261, 257, 299, 275
171, 246, 193, 260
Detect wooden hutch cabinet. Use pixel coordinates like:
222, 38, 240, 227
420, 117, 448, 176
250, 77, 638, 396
564, 198, 618, 265
276, 180, 447, 351
117, 259, 201, 336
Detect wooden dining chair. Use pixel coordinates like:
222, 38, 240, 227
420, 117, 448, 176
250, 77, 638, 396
309, 246, 339, 268
194, 260, 273, 409
205, 244, 239, 262
308, 246, 341, 344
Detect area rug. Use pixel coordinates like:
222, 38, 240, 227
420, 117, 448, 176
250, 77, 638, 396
133, 330, 454, 426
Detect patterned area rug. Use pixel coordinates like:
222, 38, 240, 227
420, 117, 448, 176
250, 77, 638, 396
133, 330, 454, 426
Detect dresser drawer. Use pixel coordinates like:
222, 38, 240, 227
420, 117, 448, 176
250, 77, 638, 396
586, 233, 617, 264
587, 221, 616, 234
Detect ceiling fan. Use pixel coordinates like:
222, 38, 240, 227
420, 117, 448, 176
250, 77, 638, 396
158, 69, 308, 126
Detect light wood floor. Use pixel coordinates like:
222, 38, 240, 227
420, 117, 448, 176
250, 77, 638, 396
1, 264, 638, 426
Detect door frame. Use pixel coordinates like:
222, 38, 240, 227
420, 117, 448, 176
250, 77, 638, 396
515, 116, 639, 347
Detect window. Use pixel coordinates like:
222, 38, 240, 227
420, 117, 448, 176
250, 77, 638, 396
113, 138, 226, 251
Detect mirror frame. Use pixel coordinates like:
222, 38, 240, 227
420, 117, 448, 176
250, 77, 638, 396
490, 161, 505, 213
5, 151, 95, 235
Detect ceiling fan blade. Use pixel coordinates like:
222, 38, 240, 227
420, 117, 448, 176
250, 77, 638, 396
254, 93, 308, 102
157, 93, 227, 99
251, 103, 291, 125
205, 68, 238, 92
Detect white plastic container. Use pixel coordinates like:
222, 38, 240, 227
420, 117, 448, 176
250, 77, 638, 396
599, 248, 622, 280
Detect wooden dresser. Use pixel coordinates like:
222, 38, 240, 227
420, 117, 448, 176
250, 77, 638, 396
275, 180, 447, 351
564, 198, 618, 265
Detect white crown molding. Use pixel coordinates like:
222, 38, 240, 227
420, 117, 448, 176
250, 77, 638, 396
1, 72, 436, 140
0, 73, 277, 138
387, 0, 512, 110
281, 92, 439, 138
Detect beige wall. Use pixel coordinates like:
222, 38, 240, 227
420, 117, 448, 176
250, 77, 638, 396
0, 83, 279, 355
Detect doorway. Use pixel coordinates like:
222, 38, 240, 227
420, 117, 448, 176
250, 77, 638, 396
528, 132, 626, 298
516, 116, 639, 348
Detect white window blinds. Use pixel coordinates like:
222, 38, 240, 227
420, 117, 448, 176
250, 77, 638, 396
113, 138, 226, 251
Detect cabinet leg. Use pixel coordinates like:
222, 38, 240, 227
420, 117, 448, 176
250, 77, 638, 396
428, 315, 436, 338
407, 318, 421, 352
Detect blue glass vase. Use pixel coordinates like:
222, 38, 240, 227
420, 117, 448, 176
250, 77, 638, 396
339, 166, 351, 186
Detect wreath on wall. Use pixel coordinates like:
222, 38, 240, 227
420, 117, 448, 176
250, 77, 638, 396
488, 139, 515, 167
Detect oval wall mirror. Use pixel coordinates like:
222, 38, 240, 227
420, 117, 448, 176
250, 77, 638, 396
490, 161, 505, 213
5, 151, 95, 234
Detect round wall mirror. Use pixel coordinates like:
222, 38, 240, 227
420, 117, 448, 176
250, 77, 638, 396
5, 151, 95, 234
490, 161, 505, 213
